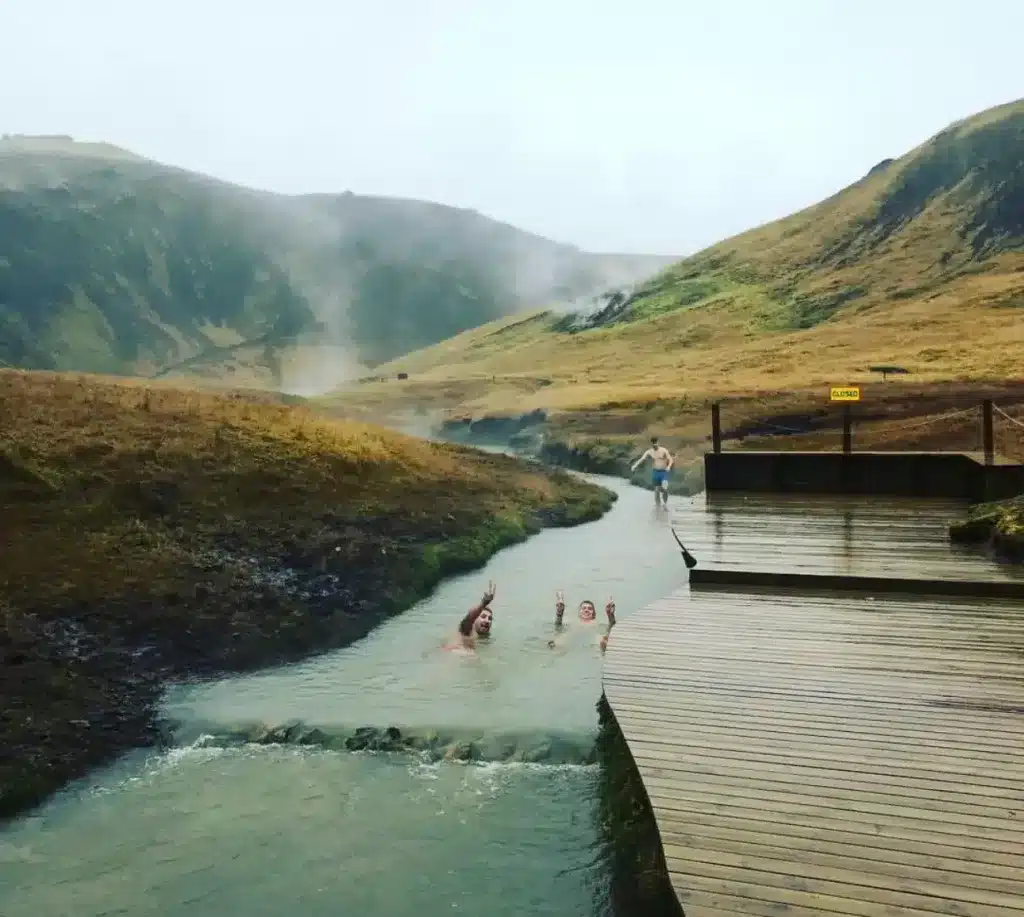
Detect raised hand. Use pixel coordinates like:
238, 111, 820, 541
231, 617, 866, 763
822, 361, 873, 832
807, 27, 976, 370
605, 596, 616, 623
482, 580, 496, 605
555, 589, 565, 613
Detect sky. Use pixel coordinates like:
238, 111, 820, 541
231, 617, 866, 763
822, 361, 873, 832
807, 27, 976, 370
1, 0, 1021, 255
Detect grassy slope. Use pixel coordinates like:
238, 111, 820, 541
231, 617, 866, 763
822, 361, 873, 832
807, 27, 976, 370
0, 137, 670, 382
950, 495, 1024, 559
325, 100, 1024, 434
0, 369, 614, 817
0, 142, 317, 372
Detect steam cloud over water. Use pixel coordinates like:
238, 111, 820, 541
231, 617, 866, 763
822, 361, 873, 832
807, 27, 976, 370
0, 137, 672, 388
278, 343, 369, 397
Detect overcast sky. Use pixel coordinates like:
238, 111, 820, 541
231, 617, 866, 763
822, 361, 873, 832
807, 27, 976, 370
2, 0, 1021, 254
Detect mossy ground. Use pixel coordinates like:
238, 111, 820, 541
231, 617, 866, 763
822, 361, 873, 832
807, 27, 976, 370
594, 695, 680, 917
949, 495, 1024, 560
0, 369, 614, 818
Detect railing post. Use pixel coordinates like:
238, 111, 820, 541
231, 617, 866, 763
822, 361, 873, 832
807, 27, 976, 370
842, 404, 853, 455
711, 402, 722, 454
982, 399, 994, 466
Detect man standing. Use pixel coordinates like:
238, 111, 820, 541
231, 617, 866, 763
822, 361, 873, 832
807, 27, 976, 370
631, 436, 674, 506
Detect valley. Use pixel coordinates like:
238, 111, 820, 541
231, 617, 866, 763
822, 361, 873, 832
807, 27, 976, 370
319, 99, 1024, 472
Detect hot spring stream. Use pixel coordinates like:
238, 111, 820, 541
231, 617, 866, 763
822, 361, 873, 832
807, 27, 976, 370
0, 475, 692, 916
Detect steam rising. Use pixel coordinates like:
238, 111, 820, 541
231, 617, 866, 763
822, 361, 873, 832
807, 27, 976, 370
1, 136, 674, 393
278, 341, 369, 397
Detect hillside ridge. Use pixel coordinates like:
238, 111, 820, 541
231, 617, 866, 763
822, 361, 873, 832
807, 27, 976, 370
327, 97, 1024, 422
0, 137, 671, 385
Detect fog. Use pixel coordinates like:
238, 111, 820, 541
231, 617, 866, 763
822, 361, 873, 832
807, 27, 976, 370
3, 1, 1021, 254
277, 342, 369, 397
254, 188, 667, 394
1, 133, 663, 394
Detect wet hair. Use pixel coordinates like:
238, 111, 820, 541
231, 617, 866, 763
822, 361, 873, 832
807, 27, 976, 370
458, 608, 483, 636
650, 436, 659, 445
580, 599, 595, 610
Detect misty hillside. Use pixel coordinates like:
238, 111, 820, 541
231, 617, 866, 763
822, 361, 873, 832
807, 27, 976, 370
0, 135, 670, 379
354, 98, 1024, 401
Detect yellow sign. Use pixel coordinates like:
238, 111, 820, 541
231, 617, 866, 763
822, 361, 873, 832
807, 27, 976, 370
830, 387, 861, 402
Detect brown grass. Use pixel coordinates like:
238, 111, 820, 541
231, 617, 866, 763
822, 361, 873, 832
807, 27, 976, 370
0, 368, 612, 817
716, 385, 1024, 463
319, 101, 1024, 457
323, 272, 1024, 420
0, 368, 612, 608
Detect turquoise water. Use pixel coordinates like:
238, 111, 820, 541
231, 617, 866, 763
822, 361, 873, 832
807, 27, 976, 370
0, 475, 693, 917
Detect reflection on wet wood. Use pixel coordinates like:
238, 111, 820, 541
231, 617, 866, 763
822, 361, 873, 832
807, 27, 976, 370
681, 493, 1024, 584
605, 496, 1024, 917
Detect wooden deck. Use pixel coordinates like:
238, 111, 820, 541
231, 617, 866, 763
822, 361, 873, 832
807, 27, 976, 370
679, 493, 1024, 586
604, 495, 1024, 917
731, 450, 1019, 467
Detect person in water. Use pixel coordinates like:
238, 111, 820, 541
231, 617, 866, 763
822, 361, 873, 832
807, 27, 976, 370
550, 590, 616, 652
445, 580, 497, 649
631, 436, 674, 506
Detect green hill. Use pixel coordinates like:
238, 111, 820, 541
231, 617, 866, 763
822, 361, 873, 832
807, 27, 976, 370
597, 97, 1024, 334
331, 97, 1024, 422
0, 135, 670, 384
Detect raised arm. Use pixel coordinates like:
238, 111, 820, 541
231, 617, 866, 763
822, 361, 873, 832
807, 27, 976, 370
547, 590, 568, 649
457, 580, 496, 636
630, 449, 652, 472
600, 597, 616, 653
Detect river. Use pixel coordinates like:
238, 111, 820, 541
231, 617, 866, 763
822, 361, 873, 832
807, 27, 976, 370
0, 475, 691, 917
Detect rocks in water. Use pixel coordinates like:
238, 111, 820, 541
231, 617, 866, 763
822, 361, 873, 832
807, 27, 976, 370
244, 722, 412, 752
342, 727, 374, 751
344, 725, 406, 753
443, 741, 477, 762
218, 721, 596, 767
294, 726, 329, 746
518, 741, 552, 763
402, 729, 439, 751
252, 720, 304, 745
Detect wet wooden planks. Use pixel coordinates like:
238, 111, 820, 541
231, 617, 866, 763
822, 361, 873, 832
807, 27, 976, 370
604, 588, 1024, 917
671, 493, 1024, 585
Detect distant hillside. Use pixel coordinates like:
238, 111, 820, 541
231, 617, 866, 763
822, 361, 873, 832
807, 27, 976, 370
596, 97, 1024, 332
0, 135, 670, 382
336, 98, 1024, 418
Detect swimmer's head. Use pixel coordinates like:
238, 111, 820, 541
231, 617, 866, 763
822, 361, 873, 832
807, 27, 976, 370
474, 607, 493, 636
579, 600, 596, 622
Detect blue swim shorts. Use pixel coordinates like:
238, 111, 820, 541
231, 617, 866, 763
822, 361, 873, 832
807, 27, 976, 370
651, 468, 670, 487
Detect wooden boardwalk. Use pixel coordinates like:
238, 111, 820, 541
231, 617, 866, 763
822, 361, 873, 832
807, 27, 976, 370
681, 493, 1024, 586
604, 496, 1024, 917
